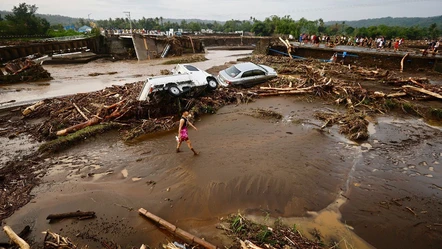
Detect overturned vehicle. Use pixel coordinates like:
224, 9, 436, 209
138, 64, 218, 101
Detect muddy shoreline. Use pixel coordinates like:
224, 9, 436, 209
1, 50, 442, 248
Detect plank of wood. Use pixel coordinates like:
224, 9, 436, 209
138, 208, 216, 249
402, 85, 442, 100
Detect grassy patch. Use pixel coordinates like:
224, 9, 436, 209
38, 123, 120, 154
383, 99, 398, 110
226, 213, 322, 248
430, 108, 442, 120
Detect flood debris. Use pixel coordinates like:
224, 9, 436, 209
138, 208, 216, 249
0, 58, 52, 84
46, 210, 96, 222
43, 230, 77, 249
314, 112, 369, 141
242, 108, 283, 121
246, 54, 442, 141
225, 213, 322, 249
2, 226, 30, 249
162, 54, 208, 65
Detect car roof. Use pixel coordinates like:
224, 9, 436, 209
234, 62, 262, 72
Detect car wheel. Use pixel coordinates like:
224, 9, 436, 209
168, 85, 181, 97
207, 78, 218, 90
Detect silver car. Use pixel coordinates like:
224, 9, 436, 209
217, 62, 277, 87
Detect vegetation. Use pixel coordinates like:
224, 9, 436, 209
1, 3, 440, 40
326, 15, 442, 28
0, 3, 50, 36
94, 15, 440, 40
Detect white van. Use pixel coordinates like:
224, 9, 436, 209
138, 64, 218, 101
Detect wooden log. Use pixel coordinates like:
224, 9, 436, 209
387, 92, 407, 98
402, 85, 442, 100
138, 208, 216, 249
400, 53, 409, 73
56, 116, 100, 136
22, 100, 44, 116
3, 226, 30, 249
409, 78, 426, 88
259, 87, 298, 91
46, 211, 96, 221
259, 89, 311, 96
73, 102, 89, 121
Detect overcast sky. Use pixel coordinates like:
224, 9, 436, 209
1, 0, 441, 21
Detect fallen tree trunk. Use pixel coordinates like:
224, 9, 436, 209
138, 208, 216, 249
3, 226, 30, 249
402, 85, 442, 100
56, 116, 100, 136
46, 211, 96, 221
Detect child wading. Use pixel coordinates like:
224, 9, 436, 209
176, 111, 199, 155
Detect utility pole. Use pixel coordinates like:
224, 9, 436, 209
123, 11, 132, 34
88, 13, 92, 21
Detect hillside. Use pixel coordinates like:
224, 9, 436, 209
326, 16, 442, 28
1, 9, 440, 29
0, 10, 80, 26
0, 10, 221, 26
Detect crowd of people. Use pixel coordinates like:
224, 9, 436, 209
298, 33, 407, 51
298, 33, 440, 56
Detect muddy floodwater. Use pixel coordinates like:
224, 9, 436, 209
0, 50, 251, 105
2, 94, 442, 248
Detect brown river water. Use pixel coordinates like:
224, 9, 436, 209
1, 51, 442, 249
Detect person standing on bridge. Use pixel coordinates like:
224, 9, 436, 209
176, 110, 199, 155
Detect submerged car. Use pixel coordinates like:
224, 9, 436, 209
138, 64, 218, 101
217, 62, 277, 87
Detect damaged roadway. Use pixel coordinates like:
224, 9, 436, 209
1, 50, 442, 249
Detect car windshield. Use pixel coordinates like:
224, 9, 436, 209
184, 65, 199, 71
225, 66, 241, 78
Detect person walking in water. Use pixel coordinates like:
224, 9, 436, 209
176, 111, 199, 155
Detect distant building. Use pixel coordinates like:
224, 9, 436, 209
64, 24, 76, 31
78, 25, 92, 33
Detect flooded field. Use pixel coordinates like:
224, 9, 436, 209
1, 95, 441, 248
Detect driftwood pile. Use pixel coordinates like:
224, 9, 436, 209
1, 57, 52, 83
16, 81, 244, 147
248, 55, 442, 141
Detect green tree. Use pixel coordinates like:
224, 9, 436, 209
428, 23, 440, 39
188, 22, 201, 32
4, 3, 50, 35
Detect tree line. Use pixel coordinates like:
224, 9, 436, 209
0, 3, 440, 40
97, 15, 440, 40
